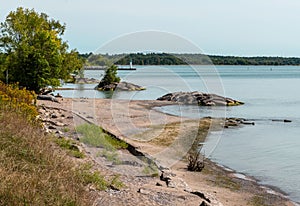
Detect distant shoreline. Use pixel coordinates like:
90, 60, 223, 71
83, 53, 300, 66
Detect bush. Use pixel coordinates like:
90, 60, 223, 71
0, 81, 37, 120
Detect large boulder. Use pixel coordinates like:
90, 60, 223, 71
157, 91, 244, 106
95, 81, 146, 91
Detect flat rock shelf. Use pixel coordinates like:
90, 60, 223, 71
157, 91, 244, 106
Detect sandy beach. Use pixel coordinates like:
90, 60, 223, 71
37, 97, 295, 206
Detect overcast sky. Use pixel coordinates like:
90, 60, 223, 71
1, 0, 300, 56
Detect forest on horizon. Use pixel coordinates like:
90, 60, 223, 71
82, 53, 300, 66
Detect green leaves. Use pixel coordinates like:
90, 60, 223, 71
98, 64, 120, 87
0, 7, 83, 92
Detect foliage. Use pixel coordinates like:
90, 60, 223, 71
0, 81, 37, 120
0, 7, 84, 93
110, 174, 125, 190
55, 137, 85, 158
76, 163, 108, 191
98, 64, 120, 87
0, 110, 95, 206
85, 52, 300, 66
76, 163, 124, 191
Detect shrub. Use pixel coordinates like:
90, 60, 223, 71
0, 81, 37, 120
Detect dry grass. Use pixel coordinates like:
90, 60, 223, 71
0, 110, 97, 206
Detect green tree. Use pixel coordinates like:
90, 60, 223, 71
98, 64, 120, 87
0, 7, 83, 92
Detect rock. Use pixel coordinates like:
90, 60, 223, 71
138, 188, 151, 195
55, 93, 63, 98
166, 179, 176, 188
95, 81, 146, 91
175, 178, 192, 191
157, 92, 244, 106
51, 113, 58, 118
120, 160, 143, 167
160, 170, 191, 190
48, 125, 56, 130
56, 130, 63, 135
241, 121, 255, 125
272, 119, 292, 123
190, 191, 211, 203
52, 121, 64, 127
160, 170, 176, 182
156, 182, 163, 187
37, 95, 59, 103
76, 77, 100, 84
200, 201, 210, 206
225, 120, 239, 127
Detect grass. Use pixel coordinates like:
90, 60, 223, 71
76, 123, 128, 150
110, 174, 125, 190
0, 110, 98, 206
248, 195, 269, 206
142, 163, 159, 177
100, 150, 121, 165
76, 163, 108, 191
214, 174, 241, 191
55, 137, 85, 158
0, 83, 125, 205
62, 127, 70, 132
76, 124, 128, 164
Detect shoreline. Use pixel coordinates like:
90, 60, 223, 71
214, 162, 295, 202
37, 97, 296, 205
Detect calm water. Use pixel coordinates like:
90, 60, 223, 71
59, 65, 300, 203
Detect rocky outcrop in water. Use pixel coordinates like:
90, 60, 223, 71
157, 91, 244, 106
95, 81, 146, 91
76, 77, 100, 84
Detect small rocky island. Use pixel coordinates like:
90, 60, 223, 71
157, 91, 244, 106
95, 64, 145, 91
95, 81, 146, 91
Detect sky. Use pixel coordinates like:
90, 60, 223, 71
1, 0, 300, 57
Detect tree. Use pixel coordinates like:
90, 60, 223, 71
98, 64, 120, 87
0, 7, 84, 92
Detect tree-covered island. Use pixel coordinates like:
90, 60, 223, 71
84, 53, 300, 66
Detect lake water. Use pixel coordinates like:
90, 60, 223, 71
59, 65, 300, 203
